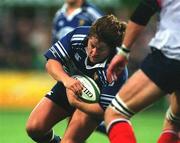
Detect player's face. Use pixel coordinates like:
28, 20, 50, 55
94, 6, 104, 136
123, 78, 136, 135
66, 0, 80, 5
87, 36, 111, 64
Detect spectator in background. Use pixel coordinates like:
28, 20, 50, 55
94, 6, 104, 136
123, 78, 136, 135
52, 0, 103, 43
0, 12, 37, 69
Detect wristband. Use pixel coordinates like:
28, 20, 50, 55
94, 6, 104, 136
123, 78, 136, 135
116, 45, 130, 60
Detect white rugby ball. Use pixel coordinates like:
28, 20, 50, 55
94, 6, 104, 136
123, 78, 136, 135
72, 75, 100, 103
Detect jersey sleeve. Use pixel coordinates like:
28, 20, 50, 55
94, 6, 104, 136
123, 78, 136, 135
130, 0, 160, 25
86, 6, 103, 22
84, 3, 104, 23
52, 8, 62, 44
99, 68, 128, 109
44, 30, 74, 66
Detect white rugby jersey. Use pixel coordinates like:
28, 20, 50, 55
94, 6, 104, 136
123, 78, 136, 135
45, 26, 128, 109
52, 2, 103, 43
149, 0, 180, 60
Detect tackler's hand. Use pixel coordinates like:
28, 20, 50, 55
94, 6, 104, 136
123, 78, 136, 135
107, 46, 130, 83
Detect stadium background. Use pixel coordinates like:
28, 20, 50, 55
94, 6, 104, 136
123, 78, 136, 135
0, 0, 168, 142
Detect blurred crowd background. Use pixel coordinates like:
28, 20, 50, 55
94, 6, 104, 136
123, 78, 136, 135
0, 0, 167, 109
0, 0, 155, 71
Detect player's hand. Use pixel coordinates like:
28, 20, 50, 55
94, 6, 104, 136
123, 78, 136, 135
107, 54, 127, 83
63, 77, 83, 96
66, 89, 81, 107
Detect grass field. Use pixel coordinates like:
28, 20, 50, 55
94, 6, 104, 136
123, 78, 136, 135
0, 71, 168, 143
0, 108, 166, 143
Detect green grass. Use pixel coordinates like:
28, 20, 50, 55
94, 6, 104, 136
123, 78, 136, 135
0, 109, 166, 143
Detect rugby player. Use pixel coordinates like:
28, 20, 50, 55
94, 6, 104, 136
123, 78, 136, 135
105, 0, 180, 143
26, 15, 127, 143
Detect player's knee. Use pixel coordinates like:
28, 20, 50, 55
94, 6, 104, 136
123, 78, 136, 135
26, 119, 45, 139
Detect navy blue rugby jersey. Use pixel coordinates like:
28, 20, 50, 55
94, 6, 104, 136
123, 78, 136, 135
52, 2, 103, 43
45, 26, 128, 109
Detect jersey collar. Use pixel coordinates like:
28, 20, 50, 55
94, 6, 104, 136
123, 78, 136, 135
84, 56, 108, 69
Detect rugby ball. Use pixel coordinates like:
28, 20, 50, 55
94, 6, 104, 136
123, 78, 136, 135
72, 75, 100, 103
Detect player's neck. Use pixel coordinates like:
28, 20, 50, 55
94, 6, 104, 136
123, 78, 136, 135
67, 2, 82, 15
87, 58, 96, 66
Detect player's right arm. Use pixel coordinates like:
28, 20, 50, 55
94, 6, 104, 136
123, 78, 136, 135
46, 59, 70, 86
46, 59, 83, 94
45, 30, 83, 94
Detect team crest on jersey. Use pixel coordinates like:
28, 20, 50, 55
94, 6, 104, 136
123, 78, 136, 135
79, 19, 85, 26
92, 71, 99, 81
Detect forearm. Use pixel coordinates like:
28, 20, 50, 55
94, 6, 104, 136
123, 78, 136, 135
74, 101, 104, 118
123, 20, 145, 49
45, 59, 70, 84
123, 0, 160, 49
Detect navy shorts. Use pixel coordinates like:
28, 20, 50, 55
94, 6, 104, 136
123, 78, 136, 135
141, 48, 180, 94
45, 82, 75, 114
